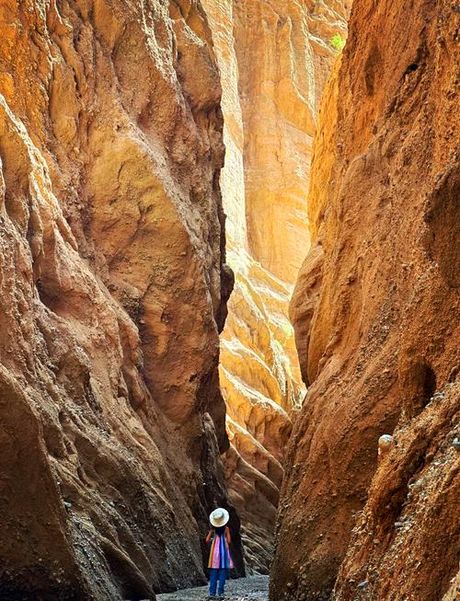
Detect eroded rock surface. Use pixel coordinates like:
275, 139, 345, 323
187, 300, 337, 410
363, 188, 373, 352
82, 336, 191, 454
0, 1, 236, 598
221, 260, 302, 572
334, 383, 459, 601
272, 0, 460, 598
201, 0, 347, 571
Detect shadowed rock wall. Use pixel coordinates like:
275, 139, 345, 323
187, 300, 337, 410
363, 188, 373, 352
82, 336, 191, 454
0, 1, 238, 599
272, 0, 460, 598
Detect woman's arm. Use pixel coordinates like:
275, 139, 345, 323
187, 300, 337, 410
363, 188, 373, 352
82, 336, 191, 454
206, 529, 214, 544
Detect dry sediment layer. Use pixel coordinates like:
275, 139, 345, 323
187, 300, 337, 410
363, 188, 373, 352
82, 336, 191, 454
201, 0, 347, 571
272, 0, 460, 598
0, 1, 237, 599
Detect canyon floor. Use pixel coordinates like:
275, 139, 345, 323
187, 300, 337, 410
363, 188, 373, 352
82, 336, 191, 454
157, 576, 269, 600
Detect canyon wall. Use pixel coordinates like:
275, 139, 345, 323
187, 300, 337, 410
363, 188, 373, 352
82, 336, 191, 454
272, 0, 460, 599
201, 0, 347, 571
0, 1, 238, 599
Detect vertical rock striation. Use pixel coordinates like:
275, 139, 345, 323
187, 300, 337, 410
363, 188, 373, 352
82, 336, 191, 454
0, 1, 237, 598
232, 0, 349, 284
272, 0, 460, 598
202, 0, 347, 572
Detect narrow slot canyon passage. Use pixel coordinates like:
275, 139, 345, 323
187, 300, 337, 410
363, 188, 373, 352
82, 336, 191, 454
200, 0, 348, 575
0, 1, 458, 601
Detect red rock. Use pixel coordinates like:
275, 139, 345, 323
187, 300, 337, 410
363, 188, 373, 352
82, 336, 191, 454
272, 0, 460, 598
0, 1, 237, 597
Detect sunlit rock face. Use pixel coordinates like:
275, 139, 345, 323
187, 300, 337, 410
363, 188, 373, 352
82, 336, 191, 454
221, 258, 301, 572
272, 0, 460, 598
0, 1, 237, 598
232, 0, 349, 284
202, 0, 347, 572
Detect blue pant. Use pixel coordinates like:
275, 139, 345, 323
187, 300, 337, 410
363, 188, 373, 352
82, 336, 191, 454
209, 568, 227, 596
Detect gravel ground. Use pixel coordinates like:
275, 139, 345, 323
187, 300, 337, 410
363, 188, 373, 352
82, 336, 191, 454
156, 575, 269, 601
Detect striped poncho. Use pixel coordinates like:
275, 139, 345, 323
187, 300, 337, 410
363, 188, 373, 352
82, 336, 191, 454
207, 526, 234, 569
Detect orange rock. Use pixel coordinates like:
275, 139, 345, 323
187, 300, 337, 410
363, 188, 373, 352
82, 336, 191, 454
0, 0, 236, 597
273, 0, 460, 598
201, 0, 347, 571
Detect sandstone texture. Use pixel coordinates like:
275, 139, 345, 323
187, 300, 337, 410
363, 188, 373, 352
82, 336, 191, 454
272, 0, 460, 599
334, 384, 460, 601
221, 260, 302, 573
201, 0, 347, 571
232, 0, 349, 285
0, 1, 238, 599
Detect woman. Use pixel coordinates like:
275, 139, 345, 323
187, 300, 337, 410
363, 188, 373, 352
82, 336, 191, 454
206, 508, 233, 599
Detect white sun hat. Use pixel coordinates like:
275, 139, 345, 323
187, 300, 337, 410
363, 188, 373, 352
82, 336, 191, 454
209, 507, 230, 527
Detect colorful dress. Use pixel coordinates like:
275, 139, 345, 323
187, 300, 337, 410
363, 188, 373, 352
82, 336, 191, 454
208, 526, 234, 569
